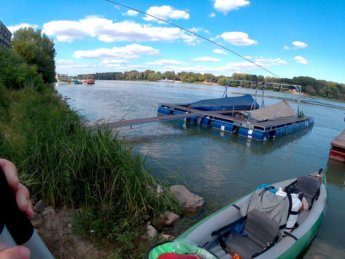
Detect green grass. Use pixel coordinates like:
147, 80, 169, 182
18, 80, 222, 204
0, 85, 180, 257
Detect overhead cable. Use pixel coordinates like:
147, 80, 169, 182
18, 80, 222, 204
105, 0, 280, 78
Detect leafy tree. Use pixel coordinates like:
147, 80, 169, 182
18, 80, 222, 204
217, 76, 227, 86
162, 71, 176, 80
0, 48, 45, 91
142, 70, 155, 80
11, 28, 56, 83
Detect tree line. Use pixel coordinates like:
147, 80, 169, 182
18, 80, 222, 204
86, 71, 345, 101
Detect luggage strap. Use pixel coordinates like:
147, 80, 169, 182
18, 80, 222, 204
211, 216, 246, 250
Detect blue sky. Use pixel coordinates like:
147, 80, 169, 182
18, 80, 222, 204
1, 0, 345, 83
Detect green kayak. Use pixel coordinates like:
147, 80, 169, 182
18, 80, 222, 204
148, 170, 326, 259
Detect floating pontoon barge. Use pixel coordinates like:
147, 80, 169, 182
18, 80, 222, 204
329, 130, 345, 162
104, 82, 313, 142
157, 100, 313, 141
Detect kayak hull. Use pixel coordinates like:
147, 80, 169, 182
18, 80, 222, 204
148, 176, 327, 259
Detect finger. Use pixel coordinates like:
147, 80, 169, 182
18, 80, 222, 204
0, 159, 19, 192
16, 184, 34, 218
0, 246, 30, 259
27, 201, 34, 219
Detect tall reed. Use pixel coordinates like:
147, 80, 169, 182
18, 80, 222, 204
0, 86, 179, 235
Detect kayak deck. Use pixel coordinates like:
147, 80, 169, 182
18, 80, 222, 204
176, 176, 326, 259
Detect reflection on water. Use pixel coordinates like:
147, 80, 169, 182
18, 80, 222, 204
304, 160, 345, 259
327, 160, 345, 190
56, 80, 345, 258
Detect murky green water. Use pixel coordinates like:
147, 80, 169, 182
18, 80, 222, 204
57, 80, 345, 258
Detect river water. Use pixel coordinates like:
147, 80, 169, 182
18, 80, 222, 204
56, 80, 345, 258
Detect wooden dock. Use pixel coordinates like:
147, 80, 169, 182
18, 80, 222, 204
329, 130, 345, 162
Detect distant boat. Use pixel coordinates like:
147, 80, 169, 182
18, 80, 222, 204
148, 170, 326, 259
73, 79, 82, 85
83, 79, 95, 85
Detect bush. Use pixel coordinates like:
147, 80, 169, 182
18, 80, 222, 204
0, 49, 45, 91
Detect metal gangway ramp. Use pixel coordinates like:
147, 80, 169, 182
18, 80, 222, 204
103, 113, 194, 129
102, 105, 239, 129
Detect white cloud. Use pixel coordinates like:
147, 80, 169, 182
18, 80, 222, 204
56, 58, 155, 75
294, 56, 308, 64
284, 41, 308, 50
213, 49, 228, 55
181, 27, 208, 45
189, 27, 210, 34
146, 59, 183, 65
221, 32, 257, 46
8, 23, 38, 33
222, 57, 287, 73
144, 5, 190, 22
123, 10, 139, 16
56, 59, 75, 66
193, 56, 220, 62
254, 57, 287, 66
148, 56, 287, 76
292, 41, 308, 49
232, 56, 287, 68
229, 57, 284, 70
43, 16, 194, 44
214, 0, 250, 14
101, 58, 128, 65
181, 34, 199, 46
56, 59, 100, 74
43, 17, 105, 42
225, 61, 257, 71
209, 12, 216, 18
73, 44, 159, 59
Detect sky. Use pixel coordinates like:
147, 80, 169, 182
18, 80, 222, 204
1, 0, 345, 83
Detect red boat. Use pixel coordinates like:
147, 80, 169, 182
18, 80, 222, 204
84, 79, 95, 84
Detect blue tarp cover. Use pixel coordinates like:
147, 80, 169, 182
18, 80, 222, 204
191, 94, 259, 111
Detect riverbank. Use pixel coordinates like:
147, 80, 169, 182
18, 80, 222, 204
0, 84, 180, 257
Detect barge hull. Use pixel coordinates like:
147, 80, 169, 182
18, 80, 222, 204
158, 103, 313, 142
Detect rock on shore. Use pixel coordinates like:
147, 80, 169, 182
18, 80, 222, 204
170, 185, 204, 213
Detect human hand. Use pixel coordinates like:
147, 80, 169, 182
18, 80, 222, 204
0, 159, 34, 218
0, 246, 30, 259
0, 159, 33, 259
